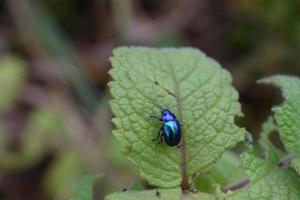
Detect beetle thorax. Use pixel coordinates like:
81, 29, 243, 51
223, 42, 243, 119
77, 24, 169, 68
161, 110, 176, 122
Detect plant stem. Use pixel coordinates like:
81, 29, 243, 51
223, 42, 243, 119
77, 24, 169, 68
162, 62, 189, 191
179, 138, 189, 191
174, 85, 189, 191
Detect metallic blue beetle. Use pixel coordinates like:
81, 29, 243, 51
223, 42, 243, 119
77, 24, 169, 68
150, 104, 182, 147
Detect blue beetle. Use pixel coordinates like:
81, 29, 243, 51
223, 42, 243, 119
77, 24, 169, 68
150, 103, 182, 147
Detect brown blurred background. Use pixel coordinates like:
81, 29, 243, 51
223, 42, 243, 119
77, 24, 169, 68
0, 0, 299, 199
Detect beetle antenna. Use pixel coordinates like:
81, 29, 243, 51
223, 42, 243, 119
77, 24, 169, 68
148, 101, 162, 110
166, 104, 179, 110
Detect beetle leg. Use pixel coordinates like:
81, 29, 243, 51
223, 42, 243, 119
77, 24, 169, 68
152, 127, 163, 143
157, 133, 163, 144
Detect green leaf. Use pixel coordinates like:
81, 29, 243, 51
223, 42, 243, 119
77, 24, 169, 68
227, 150, 300, 200
258, 116, 283, 162
109, 47, 245, 187
259, 75, 300, 175
209, 152, 246, 186
43, 151, 87, 199
105, 188, 215, 200
22, 108, 67, 159
292, 158, 300, 175
0, 108, 66, 170
193, 151, 246, 193
0, 56, 27, 111
70, 174, 101, 200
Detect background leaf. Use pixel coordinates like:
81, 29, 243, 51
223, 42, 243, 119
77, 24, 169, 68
259, 75, 300, 175
0, 108, 66, 170
193, 151, 246, 193
105, 188, 215, 200
43, 151, 87, 199
228, 149, 300, 200
258, 116, 283, 162
0, 56, 27, 112
109, 47, 245, 187
70, 174, 101, 200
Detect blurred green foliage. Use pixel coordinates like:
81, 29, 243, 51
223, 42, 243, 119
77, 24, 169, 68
70, 174, 102, 200
0, 0, 300, 199
0, 54, 133, 199
0, 108, 65, 170
0, 56, 27, 112
230, 0, 300, 86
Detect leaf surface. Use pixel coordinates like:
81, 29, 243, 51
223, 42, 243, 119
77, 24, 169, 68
109, 47, 244, 187
71, 174, 101, 200
227, 150, 300, 200
258, 116, 283, 162
193, 151, 246, 193
259, 75, 300, 175
105, 188, 215, 200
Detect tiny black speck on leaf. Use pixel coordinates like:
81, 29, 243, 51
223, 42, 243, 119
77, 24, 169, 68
155, 189, 160, 197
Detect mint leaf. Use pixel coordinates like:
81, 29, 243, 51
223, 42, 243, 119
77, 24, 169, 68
259, 75, 300, 175
109, 47, 244, 187
227, 150, 300, 200
105, 188, 180, 200
258, 117, 283, 162
194, 152, 246, 193
227, 115, 300, 199
292, 159, 300, 175
71, 174, 101, 200
105, 188, 215, 200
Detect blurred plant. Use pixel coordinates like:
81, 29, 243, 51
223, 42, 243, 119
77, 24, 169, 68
0, 54, 136, 199
228, 0, 300, 89
0, 56, 27, 112
7, 0, 99, 111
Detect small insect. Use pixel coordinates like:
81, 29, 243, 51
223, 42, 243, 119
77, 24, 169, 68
149, 102, 182, 147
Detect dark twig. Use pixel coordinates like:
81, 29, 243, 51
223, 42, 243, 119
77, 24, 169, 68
222, 178, 250, 192
278, 154, 293, 169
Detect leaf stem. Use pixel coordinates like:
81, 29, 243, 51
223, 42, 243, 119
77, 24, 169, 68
162, 81, 189, 191
161, 58, 189, 191
174, 85, 189, 191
